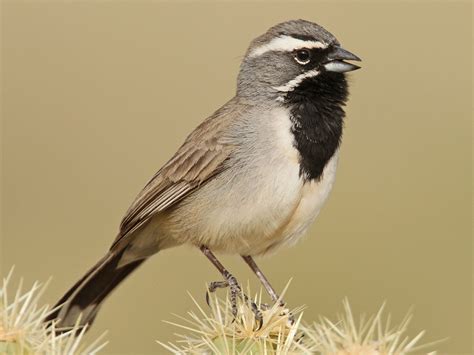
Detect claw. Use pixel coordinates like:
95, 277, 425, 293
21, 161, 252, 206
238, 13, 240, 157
205, 290, 211, 307
249, 301, 263, 330
200, 247, 266, 331
205, 273, 265, 330
277, 301, 294, 325
206, 281, 229, 306
287, 311, 295, 325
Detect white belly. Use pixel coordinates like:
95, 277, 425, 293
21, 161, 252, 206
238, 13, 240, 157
162, 107, 339, 255
271, 153, 338, 252
202, 152, 338, 256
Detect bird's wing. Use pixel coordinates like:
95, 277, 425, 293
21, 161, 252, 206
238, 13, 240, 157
112, 99, 243, 249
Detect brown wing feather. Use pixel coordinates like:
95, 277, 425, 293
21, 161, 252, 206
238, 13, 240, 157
112, 98, 244, 248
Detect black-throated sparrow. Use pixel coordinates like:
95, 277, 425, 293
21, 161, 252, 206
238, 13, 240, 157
46, 19, 361, 330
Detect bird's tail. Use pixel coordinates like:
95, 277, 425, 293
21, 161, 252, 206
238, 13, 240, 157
45, 249, 145, 332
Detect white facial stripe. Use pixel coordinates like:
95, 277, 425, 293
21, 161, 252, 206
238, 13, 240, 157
249, 35, 327, 58
273, 69, 320, 93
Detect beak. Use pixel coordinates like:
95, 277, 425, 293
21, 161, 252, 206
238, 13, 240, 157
324, 46, 361, 73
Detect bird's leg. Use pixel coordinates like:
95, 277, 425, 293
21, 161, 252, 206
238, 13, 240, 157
242, 255, 280, 303
200, 246, 262, 326
242, 255, 294, 322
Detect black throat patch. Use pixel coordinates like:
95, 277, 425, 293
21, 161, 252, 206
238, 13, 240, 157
283, 71, 348, 181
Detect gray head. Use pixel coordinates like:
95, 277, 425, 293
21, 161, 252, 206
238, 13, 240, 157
237, 19, 361, 101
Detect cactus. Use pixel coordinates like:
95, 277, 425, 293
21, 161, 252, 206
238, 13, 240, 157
158, 284, 440, 354
1, 268, 440, 354
0, 268, 107, 354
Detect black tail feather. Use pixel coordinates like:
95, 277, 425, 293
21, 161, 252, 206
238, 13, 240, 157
45, 250, 145, 331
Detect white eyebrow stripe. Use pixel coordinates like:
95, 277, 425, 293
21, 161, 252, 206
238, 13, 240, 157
249, 35, 328, 58
273, 69, 320, 93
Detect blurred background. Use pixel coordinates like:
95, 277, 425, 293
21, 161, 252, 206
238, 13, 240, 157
1, 1, 472, 354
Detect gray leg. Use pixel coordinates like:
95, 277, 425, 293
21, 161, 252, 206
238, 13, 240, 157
242, 255, 280, 302
200, 246, 262, 327
242, 255, 294, 323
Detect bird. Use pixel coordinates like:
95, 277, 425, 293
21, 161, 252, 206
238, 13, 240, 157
45, 19, 361, 331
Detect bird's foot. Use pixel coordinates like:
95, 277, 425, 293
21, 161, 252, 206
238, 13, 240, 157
276, 300, 294, 324
206, 272, 263, 329
260, 300, 295, 324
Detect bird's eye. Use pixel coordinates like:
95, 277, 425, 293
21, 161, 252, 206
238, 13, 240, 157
294, 49, 311, 65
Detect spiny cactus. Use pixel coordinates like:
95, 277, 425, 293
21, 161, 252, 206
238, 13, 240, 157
1, 268, 440, 354
158, 284, 440, 354
301, 299, 442, 355
0, 268, 107, 354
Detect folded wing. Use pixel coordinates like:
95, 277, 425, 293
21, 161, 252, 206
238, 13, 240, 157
112, 99, 244, 249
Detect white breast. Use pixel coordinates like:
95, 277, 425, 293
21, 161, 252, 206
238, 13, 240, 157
164, 107, 339, 256
275, 152, 339, 251
191, 107, 303, 254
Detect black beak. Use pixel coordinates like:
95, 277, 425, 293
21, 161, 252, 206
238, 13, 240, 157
324, 46, 361, 73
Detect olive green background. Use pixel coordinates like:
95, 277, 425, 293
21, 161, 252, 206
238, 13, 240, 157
1, 1, 472, 354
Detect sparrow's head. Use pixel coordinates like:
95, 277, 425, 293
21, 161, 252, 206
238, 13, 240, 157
237, 19, 361, 101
